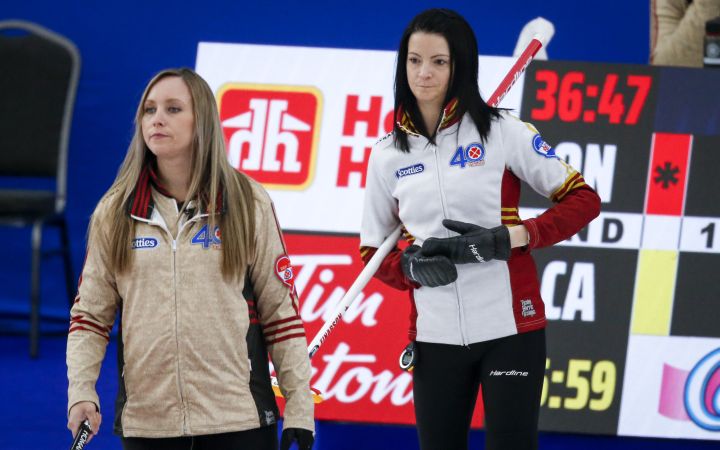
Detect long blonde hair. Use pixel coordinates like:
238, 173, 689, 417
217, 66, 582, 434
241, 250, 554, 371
102, 68, 255, 278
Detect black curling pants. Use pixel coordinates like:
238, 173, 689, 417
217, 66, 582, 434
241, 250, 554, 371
413, 329, 546, 450
121, 424, 277, 450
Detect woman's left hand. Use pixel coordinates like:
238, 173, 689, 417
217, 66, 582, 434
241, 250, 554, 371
280, 427, 314, 450
422, 219, 511, 263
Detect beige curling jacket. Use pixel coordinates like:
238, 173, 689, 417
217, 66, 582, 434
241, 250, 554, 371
67, 172, 314, 438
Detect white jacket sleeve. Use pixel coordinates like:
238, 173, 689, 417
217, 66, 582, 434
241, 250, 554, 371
360, 141, 401, 248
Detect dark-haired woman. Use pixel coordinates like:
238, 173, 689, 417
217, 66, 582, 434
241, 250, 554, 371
360, 9, 600, 450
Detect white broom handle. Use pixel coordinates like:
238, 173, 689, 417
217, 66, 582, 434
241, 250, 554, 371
307, 224, 402, 357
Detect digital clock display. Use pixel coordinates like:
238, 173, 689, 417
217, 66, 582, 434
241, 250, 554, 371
528, 69, 653, 125
541, 358, 617, 411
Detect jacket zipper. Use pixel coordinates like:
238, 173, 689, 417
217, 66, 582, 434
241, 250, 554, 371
171, 214, 206, 435
432, 141, 469, 346
171, 238, 189, 435
132, 211, 206, 435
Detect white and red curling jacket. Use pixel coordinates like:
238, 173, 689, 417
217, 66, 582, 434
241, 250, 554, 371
360, 110, 600, 346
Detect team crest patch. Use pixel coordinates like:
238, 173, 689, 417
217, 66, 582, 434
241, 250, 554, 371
131, 237, 158, 249
190, 224, 221, 249
395, 163, 424, 179
532, 134, 557, 158
450, 142, 485, 168
275, 255, 295, 288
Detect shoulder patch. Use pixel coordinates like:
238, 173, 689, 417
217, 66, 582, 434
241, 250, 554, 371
275, 255, 295, 289
531, 134, 557, 158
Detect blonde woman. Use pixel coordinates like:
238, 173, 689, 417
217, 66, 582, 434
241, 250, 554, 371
66, 68, 314, 450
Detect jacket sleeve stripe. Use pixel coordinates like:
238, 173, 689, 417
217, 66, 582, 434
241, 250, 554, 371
264, 323, 305, 337
70, 314, 113, 332
264, 315, 302, 328
551, 172, 584, 202
266, 332, 307, 346
70, 318, 112, 334
69, 325, 110, 341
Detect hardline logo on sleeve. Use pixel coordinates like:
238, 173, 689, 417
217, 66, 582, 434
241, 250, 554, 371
218, 84, 323, 190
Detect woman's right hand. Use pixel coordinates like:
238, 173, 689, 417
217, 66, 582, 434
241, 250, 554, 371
67, 401, 101, 443
401, 245, 457, 287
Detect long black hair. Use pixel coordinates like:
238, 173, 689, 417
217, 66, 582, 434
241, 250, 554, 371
393, 8, 500, 152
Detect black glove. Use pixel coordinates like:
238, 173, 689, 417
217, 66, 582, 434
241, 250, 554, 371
281, 427, 314, 450
422, 219, 511, 264
401, 245, 457, 287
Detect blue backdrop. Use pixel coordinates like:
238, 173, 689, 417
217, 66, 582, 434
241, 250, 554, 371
1, 0, 650, 325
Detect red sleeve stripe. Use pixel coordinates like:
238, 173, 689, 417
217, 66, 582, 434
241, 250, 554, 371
264, 315, 302, 328
360, 246, 377, 264
70, 315, 112, 332
359, 246, 373, 258
552, 172, 581, 199
266, 332, 307, 346
70, 317, 112, 333
401, 227, 414, 241
551, 172, 581, 198
250, 318, 260, 325
264, 323, 305, 337
551, 172, 585, 202
557, 177, 587, 201
69, 326, 110, 341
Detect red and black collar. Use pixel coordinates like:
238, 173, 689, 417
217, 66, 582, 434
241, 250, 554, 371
395, 98, 461, 137
127, 164, 225, 219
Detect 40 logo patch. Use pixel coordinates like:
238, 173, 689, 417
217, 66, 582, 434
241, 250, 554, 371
450, 142, 485, 168
191, 224, 221, 249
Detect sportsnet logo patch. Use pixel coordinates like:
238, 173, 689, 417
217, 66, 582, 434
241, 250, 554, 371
132, 237, 158, 249
395, 163, 424, 179
532, 134, 556, 158
275, 255, 295, 288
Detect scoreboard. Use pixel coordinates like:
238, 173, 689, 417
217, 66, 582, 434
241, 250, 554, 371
520, 61, 720, 439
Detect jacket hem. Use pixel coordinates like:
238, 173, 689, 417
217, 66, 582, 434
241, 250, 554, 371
120, 420, 264, 438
